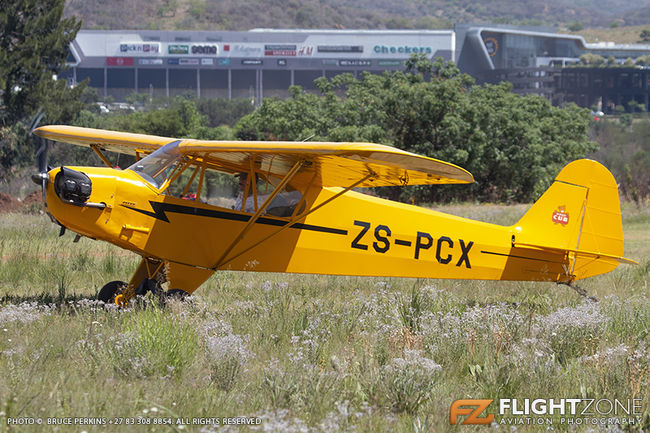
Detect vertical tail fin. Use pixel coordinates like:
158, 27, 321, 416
512, 159, 634, 281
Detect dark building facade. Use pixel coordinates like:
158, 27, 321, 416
560, 68, 650, 113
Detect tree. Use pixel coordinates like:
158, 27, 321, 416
578, 53, 605, 67
235, 55, 597, 203
73, 97, 206, 138
635, 55, 650, 67
640, 29, 650, 42
567, 22, 583, 32
0, 0, 84, 126
195, 98, 255, 127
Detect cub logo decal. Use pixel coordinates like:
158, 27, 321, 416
552, 206, 569, 226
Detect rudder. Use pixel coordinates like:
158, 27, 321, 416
512, 159, 628, 281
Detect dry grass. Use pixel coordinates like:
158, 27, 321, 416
566, 24, 650, 44
0, 202, 648, 432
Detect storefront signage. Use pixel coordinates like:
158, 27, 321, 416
264, 44, 297, 56
120, 43, 160, 54
317, 45, 363, 53
224, 44, 263, 55
138, 59, 164, 65
168, 44, 189, 55
377, 60, 403, 66
106, 57, 134, 66
339, 59, 371, 67
373, 45, 432, 55
483, 37, 498, 57
179, 58, 199, 65
191, 45, 218, 55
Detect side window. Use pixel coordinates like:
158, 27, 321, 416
163, 161, 304, 218
165, 163, 201, 200
203, 170, 239, 208
164, 163, 239, 207
232, 172, 303, 217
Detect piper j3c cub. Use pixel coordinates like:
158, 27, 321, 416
33, 125, 636, 305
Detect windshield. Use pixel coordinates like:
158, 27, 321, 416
127, 141, 182, 189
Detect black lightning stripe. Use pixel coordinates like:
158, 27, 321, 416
123, 201, 347, 235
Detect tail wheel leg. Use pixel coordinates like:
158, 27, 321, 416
557, 281, 599, 302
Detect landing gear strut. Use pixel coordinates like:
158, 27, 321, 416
96, 257, 212, 306
96, 257, 166, 306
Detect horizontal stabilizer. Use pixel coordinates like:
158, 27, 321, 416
513, 242, 637, 265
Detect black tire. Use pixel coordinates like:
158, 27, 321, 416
135, 278, 162, 296
166, 289, 190, 301
98, 280, 127, 303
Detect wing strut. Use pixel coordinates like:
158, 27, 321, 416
91, 144, 114, 168
216, 173, 372, 270
214, 160, 304, 269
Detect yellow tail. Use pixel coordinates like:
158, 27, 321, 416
512, 159, 635, 282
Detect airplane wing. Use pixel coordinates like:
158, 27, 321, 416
34, 125, 173, 156
34, 125, 474, 187
179, 140, 474, 187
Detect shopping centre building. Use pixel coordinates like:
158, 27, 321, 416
60, 24, 650, 112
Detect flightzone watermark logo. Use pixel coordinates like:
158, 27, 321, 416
450, 398, 645, 426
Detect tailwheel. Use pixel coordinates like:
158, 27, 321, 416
98, 280, 127, 303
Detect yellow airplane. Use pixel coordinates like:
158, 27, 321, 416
32, 125, 635, 305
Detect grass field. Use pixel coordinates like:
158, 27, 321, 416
0, 203, 648, 432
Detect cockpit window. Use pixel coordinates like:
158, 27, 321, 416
129, 146, 306, 218
127, 141, 182, 189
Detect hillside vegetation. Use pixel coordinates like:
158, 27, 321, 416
566, 24, 650, 44
64, 0, 650, 32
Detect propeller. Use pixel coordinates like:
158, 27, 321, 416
29, 110, 48, 204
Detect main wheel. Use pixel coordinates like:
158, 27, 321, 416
98, 280, 127, 303
135, 278, 162, 296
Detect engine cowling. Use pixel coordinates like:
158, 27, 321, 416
54, 167, 92, 204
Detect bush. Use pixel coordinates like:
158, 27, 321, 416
83, 306, 199, 378
590, 118, 650, 201
236, 55, 597, 203
381, 350, 441, 414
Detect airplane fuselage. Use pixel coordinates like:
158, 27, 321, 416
45, 165, 574, 294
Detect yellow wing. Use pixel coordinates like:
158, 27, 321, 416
34, 125, 474, 188
179, 140, 473, 187
34, 125, 173, 156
